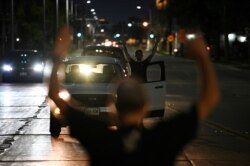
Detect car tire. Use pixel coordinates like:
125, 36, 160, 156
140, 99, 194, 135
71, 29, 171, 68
50, 112, 61, 138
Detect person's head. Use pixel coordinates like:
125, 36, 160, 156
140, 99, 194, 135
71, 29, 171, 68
135, 49, 143, 61
114, 79, 149, 125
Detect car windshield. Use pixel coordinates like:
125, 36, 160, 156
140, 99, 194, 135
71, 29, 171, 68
65, 63, 122, 84
82, 48, 124, 60
4, 51, 43, 62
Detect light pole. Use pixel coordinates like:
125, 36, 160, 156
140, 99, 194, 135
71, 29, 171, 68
11, 0, 14, 50
43, 0, 46, 56
56, 0, 59, 33
66, 0, 69, 25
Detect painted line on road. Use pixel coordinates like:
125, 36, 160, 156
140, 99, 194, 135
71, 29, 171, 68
167, 104, 250, 142
205, 120, 250, 142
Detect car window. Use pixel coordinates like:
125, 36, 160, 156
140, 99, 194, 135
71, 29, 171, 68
65, 63, 122, 84
4, 51, 43, 62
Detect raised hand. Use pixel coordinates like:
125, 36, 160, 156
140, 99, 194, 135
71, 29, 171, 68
53, 26, 72, 60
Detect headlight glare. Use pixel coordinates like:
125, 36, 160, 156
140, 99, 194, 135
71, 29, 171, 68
2, 64, 13, 71
33, 64, 44, 72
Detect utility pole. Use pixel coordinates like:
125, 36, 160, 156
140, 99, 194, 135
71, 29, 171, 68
56, 0, 59, 34
11, 0, 14, 50
66, 0, 69, 26
43, 0, 46, 56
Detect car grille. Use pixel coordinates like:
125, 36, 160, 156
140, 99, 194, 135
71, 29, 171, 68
71, 94, 112, 107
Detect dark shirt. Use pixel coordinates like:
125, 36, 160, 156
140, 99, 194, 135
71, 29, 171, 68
129, 57, 151, 82
65, 104, 198, 166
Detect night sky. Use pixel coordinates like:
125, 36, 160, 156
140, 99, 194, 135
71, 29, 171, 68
84, 0, 154, 23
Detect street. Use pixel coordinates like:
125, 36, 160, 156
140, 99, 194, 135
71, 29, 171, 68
0, 55, 250, 166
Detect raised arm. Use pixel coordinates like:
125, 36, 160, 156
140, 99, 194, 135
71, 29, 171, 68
122, 38, 133, 62
185, 35, 220, 121
147, 35, 161, 62
48, 26, 72, 112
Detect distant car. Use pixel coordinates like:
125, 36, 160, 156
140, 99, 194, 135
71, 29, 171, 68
1, 50, 45, 82
82, 45, 131, 76
49, 56, 166, 137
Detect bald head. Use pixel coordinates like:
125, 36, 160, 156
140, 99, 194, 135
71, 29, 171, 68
115, 79, 148, 115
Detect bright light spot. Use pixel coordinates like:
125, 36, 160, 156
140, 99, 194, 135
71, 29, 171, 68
186, 34, 196, 40
92, 12, 96, 15
114, 33, 120, 38
149, 34, 155, 39
90, 9, 95, 12
87, 24, 91, 27
128, 23, 132, 27
228, 33, 236, 42
112, 41, 118, 47
206, 46, 210, 51
86, 0, 91, 4
137, 6, 141, 9
59, 38, 62, 41
79, 64, 93, 76
77, 32, 82, 38
33, 64, 44, 72
142, 21, 149, 27
58, 90, 70, 100
238, 36, 247, 42
2, 64, 13, 71
34, 50, 38, 52
104, 39, 112, 46
174, 48, 178, 52
16, 38, 20, 42
100, 29, 104, 33
54, 107, 61, 115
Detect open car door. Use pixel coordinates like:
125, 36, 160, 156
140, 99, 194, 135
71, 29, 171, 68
144, 61, 166, 117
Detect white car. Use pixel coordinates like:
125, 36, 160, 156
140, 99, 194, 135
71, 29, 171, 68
49, 56, 166, 137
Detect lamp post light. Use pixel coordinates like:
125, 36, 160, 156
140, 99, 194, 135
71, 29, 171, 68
142, 21, 149, 27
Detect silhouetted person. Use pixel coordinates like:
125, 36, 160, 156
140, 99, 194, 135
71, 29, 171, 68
123, 37, 161, 82
48, 26, 220, 166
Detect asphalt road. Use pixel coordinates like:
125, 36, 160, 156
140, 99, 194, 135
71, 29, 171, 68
0, 54, 250, 165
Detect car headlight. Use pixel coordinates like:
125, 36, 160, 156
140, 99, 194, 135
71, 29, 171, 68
33, 63, 44, 72
2, 64, 13, 72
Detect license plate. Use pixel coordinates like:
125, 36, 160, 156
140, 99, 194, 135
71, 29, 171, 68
20, 72, 27, 76
85, 107, 100, 115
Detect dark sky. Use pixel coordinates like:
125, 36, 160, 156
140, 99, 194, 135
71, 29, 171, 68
84, 0, 154, 23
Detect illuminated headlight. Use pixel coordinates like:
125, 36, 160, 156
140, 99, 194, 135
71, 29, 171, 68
33, 64, 44, 72
2, 64, 13, 72
79, 64, 93, 76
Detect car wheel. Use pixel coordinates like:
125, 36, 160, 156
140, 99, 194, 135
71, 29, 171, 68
50, 112, 61, 138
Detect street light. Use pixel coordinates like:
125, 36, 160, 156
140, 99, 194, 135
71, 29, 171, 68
86, 0, 91, 4
142, 21, 149, 27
